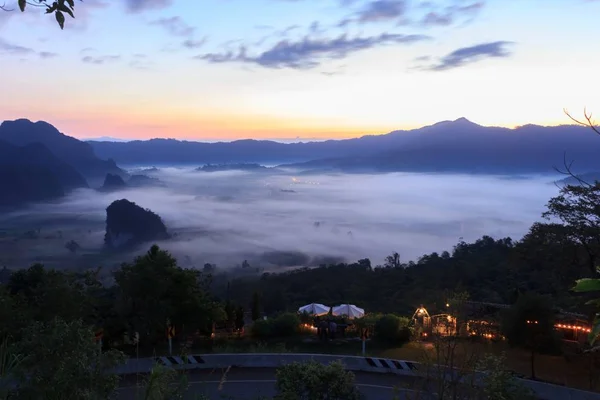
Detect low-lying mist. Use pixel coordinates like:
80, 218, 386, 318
0, 167, 561, 271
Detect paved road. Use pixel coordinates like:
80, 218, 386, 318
117, 367, 433, 399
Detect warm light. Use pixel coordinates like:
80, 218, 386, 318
422, 332, 428, 337
446, 303, 450, 308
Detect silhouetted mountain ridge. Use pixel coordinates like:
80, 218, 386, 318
0, 119, 125, 182
86, 118, 600, 173
0, 140, 88, 208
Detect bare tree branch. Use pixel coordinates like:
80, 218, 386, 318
553, 151, 593, 188
0, 1, 14, 11
552, 108, 600, 188
564, 107, 600, 136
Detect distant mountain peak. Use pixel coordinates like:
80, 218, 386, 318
447, 117, 479, 126
454, 117, 473, 123
1, 118, 62, 137
425, 117, 480, 130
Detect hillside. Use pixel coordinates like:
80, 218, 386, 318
87, 118, 600, 174
0, 119, 125, 182
0, 140, 88, 207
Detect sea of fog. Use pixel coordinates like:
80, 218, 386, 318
0, 168, 563, 270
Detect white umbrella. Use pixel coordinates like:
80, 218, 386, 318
298, 303, 330, 316
332, 304, 365, 319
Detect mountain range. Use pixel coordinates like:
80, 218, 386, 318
88, 118, 600, 174
0, 119, 124, 183
0, 119, 125, 208
1, 116, 600, 209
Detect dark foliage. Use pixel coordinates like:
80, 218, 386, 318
220, 233, 592, 317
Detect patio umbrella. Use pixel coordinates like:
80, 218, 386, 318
298, 303, 330, 316
332, 304, 365, 319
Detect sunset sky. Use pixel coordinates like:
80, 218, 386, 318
1, 0, 599, 141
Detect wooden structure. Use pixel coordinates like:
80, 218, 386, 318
411, 305, 432, 338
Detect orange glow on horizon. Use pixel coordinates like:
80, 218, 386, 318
0, 108, 576, 141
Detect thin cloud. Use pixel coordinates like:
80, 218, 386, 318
196, 33, 430, 69
356, 0, 407, 23
150, 16, 195, 37
421, 1, 485, 27
183, 37, 208, 49
82, 54, 121, 65
424, 41, 514, 71
124, 0, 172, 13
336, 0, 408, 26
39, 51, 58, 59
0, 39, 34, 55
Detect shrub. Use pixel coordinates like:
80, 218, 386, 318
374, 314, 411, 345
271, 313, 300, 337
250, 313, 300, 339
251, 319, 272, 338
274, 360, 364, 400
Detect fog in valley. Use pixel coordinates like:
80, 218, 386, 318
0, 168, 563, 272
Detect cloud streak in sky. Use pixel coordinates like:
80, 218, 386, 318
420, 1, 485, 27
197, 33, 430, 69
82, 54, 121, 65
124, 0, 172, 13
430, 41, 514, 71
151, 16, 195, 37
0, 39, 34, 55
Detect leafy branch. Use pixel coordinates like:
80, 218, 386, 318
3, 0, 80, 29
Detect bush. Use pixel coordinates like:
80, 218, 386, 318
271, 313, 300, 337
274, 360, 364, 400
251, 319, 272, 338
250, 313, 300, 339
374, 314, 411, 344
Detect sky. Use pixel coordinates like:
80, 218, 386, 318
1, 0, 600, 141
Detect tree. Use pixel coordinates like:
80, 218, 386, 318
251, 291, 261, 321
134, 363, 189, 400
1, 0, 79, 29
114, 245, 217, 343
502, 293, 558, 379
13, 317, 125, 400
7, 264, 89, 329
202, 263, 215, 273
542, 183, 600, 276
65, 240, 80, 254
384, 252, 401, 268
224, 300, 235, 331
235, 305, 245, 332
274, 360, 364, 400
477, 354, 536, 400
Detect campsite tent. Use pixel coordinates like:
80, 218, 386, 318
332, 304, 365, 319
298, 303, 330, 316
